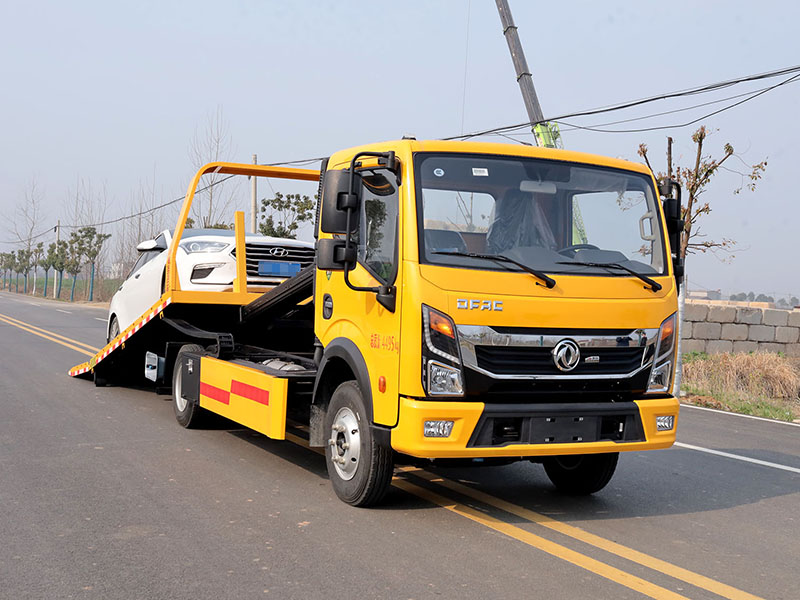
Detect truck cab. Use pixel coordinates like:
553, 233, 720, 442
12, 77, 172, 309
313, 139, 682, 504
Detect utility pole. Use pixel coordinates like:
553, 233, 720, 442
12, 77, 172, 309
495, 0, 563, 148
251, 154, 258, 233
495, 0, 544, 143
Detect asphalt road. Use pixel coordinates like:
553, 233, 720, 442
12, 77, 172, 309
1, 289, 798, 600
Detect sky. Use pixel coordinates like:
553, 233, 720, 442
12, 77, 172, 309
1, 0, 798, 299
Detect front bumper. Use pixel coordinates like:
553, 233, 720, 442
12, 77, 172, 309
390, 396, 679, 459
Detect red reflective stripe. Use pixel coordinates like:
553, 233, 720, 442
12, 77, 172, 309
231, 380, 269, 406
200, 382, 230, 405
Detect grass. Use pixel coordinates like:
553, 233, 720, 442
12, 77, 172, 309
681, 352, 800, 422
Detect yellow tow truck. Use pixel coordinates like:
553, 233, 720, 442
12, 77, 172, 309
72, 139, 684, 506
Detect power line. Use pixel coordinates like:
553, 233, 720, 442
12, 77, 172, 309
1, 156, 326, 246
558, 73, 800, 134
443, 63, 800, 141
557, 77, 800, 132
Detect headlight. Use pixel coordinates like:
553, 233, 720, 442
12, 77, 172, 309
422, 305, 460, 363
656, 313, 676, 361
180, 240, 230, 254
427, 360, 464, 396
422, 305, 464, 397
648, 313, 676, 393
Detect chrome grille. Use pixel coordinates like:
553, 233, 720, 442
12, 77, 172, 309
232, 244, 315, 277
457, 325, 659, 380
475, 345, 645, 376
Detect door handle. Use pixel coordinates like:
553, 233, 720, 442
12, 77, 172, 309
134, 274, 140, 279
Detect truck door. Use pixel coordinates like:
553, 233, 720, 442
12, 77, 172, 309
318, 167, 403, 427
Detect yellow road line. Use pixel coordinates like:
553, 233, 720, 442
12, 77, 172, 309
291, 431, 762, 600
13, 326, 761, 600
409, 469, 764, 600
392, 478, 690, 600
0, 312, 100, 353
285, 432, 688, 599
0, 313, 97, 356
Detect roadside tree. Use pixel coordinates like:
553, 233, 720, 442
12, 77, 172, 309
65, 233, 85, 302
41, 243, 57, 298
188, 106, 239, 228
16, 248, 31, 294
638, 126, 767, 394
0, 252, 13, 289
639, 126, 766, 261
79, 226, 112, 301
53, 239, 68, 299
259, 192, 315, 239
30, 242, 44, 295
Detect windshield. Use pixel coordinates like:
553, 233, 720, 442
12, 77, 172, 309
416, 153, 666, 276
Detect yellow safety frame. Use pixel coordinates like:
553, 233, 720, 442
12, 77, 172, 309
165, 162, 320, 302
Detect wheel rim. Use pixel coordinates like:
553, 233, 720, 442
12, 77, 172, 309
328, 407, 361, 481
174, 367, 187, 412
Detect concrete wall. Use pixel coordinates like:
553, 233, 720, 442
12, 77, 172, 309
682, 300, 800, 356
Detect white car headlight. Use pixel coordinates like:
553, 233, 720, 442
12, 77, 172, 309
180, 240, 230, 254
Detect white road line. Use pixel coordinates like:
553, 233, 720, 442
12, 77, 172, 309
56, 309, 71, 314
674, 442, 800, 474
682, 403, 800, 427
94, 318, 106, 322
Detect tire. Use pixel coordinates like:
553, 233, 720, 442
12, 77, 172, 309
107, 316, 119, 344
172, 344, 210, 428
543, 453, 619, 495
324, 381, 394, 507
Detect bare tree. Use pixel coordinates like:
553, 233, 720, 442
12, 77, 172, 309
113, 176, 173, 282
639, 126, 767, 261
9, 179, 43, 256
639, 127, 767, 394
188, 106, 240, 228
64, 177, 112, 299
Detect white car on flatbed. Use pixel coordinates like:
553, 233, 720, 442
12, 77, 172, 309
107, 228, 314, 341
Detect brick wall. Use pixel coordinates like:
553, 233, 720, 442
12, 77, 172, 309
682, 301, 800, 356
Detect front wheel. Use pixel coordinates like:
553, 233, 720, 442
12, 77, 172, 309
173, 344, 210, 428
325, 381, 393, 507
542, 453, 619, 495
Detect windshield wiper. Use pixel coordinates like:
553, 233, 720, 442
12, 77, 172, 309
434, 251, 556, 288
556, 261, 662, 292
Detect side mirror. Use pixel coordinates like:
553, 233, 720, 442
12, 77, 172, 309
316, 238, 356, 271
319, 170, 362, 234
137, 237, 167, 252
660, 179, 684, 256
137, 239, 159, 252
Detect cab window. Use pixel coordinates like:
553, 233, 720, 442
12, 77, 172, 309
358, 169, 399, 283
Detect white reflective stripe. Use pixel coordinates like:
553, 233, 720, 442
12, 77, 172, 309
674, 442, 800, 474
681, 403, 800, 428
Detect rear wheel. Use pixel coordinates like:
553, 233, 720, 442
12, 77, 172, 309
107, 316, 119, 344
325, 381, 393, 507
542, 453, 619, 495
173, 344, 210, 428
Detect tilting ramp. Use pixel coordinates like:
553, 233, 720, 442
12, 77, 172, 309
69, 296, 173, 380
